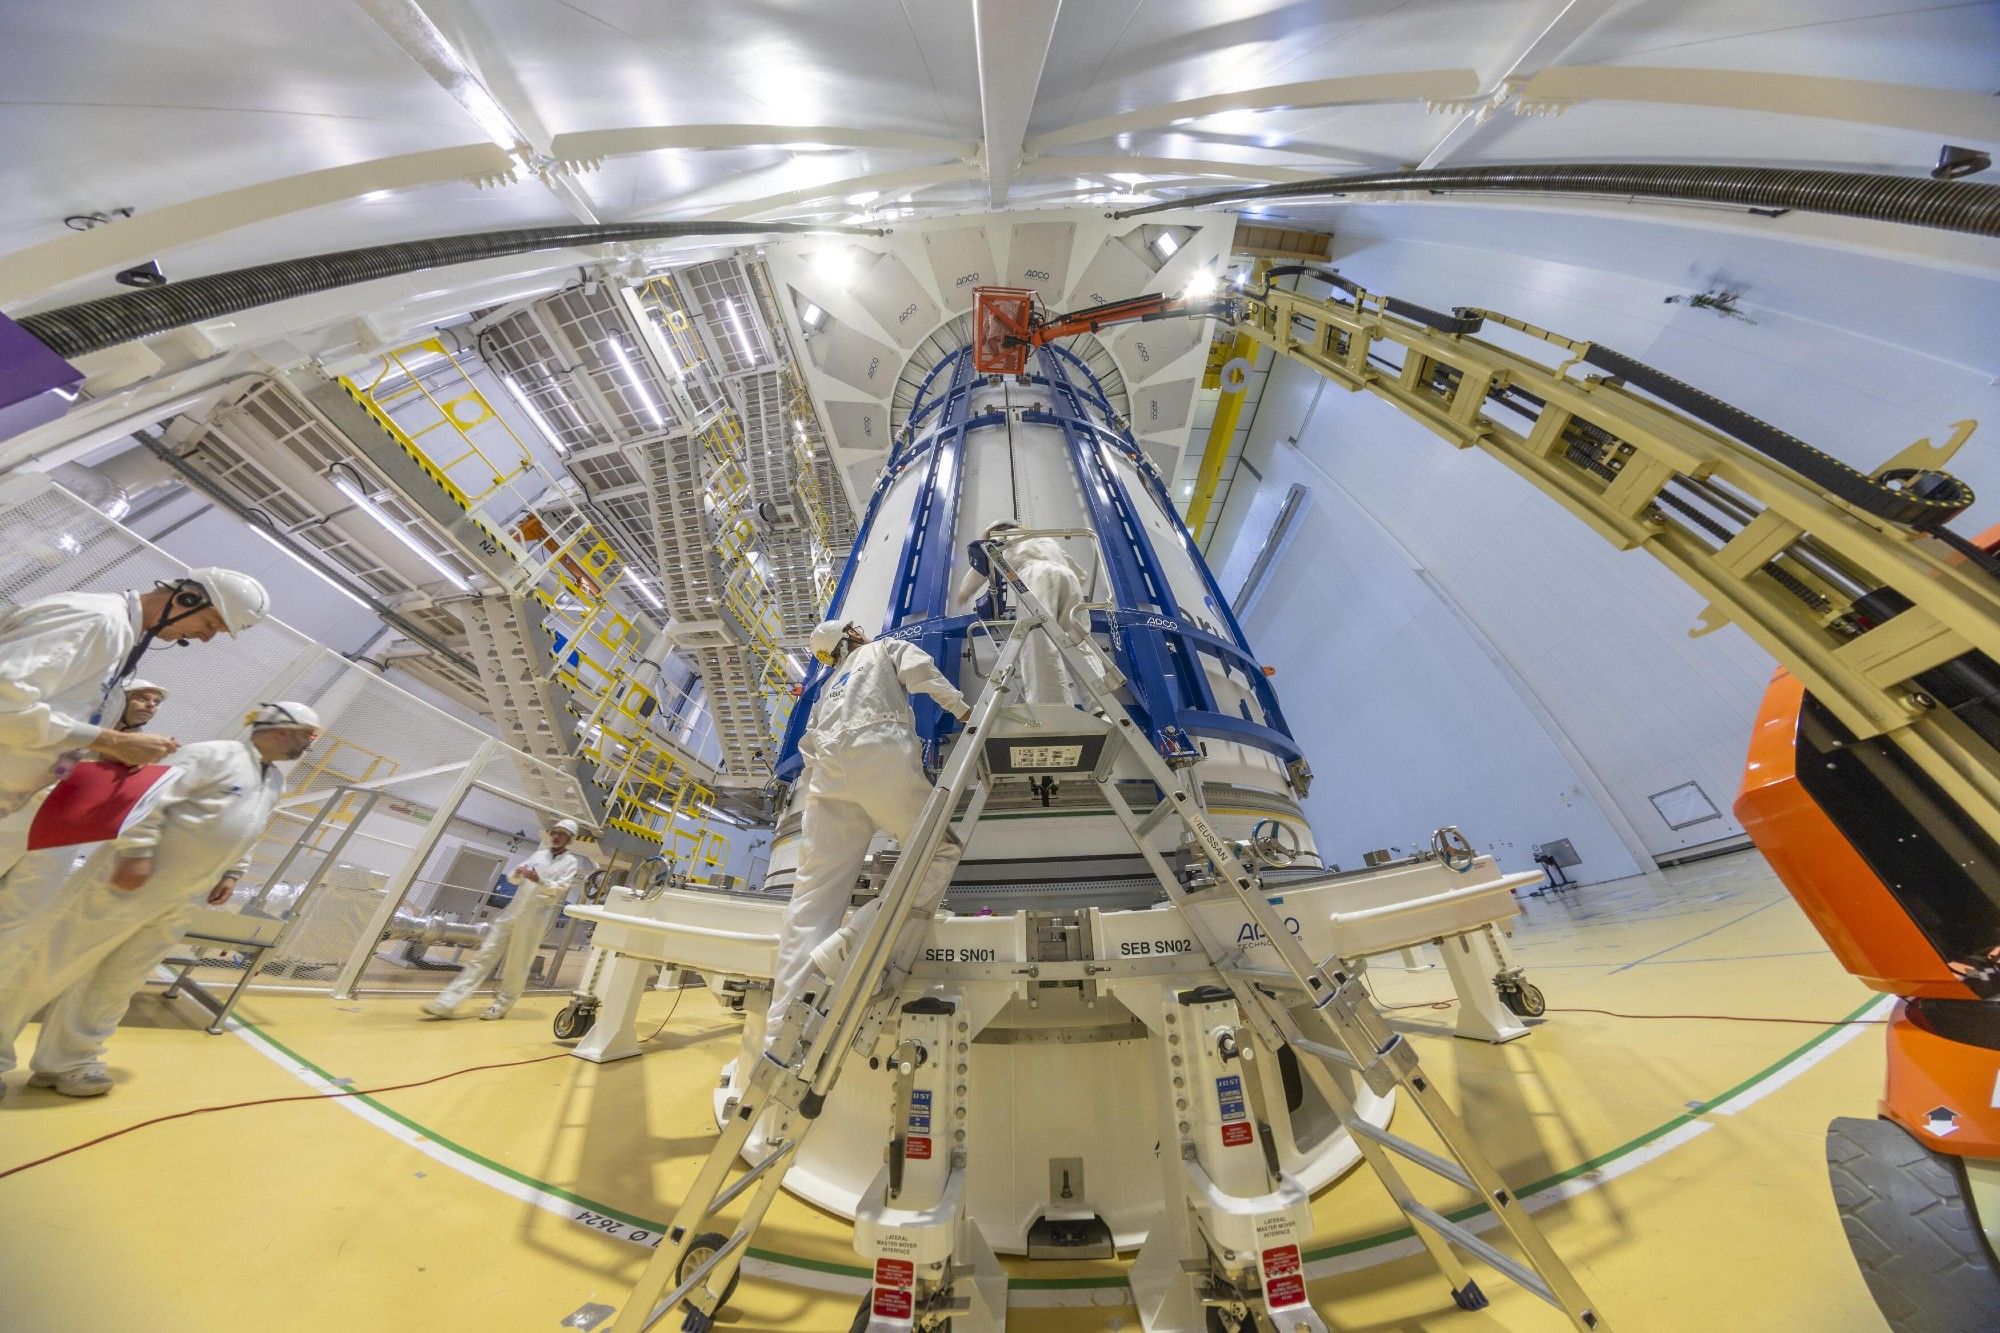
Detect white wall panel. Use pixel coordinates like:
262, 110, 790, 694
1211, 208, 2000, 865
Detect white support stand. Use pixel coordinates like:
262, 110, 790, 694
1439, 925, 1529, 1044
571, 949, 653, 1063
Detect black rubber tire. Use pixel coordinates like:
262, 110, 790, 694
678, 1231, 741, 1311
551, 1003, 594, 1040
1825, 1116, 2000, 1331
1502, 981, 1546, 1018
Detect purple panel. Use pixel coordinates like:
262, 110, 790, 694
0, 313, 83, 442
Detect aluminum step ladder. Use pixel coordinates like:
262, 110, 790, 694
612, 539, 1609, 1332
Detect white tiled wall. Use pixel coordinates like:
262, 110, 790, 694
1211, 204, 2000, 866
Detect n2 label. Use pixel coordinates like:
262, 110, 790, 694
1120, 938, 1196, 956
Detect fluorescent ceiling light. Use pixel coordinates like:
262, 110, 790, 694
1151, 231, 1180, 259
503, 376, 567, 456
723, 300, 759, 365
330, 472, 471, 592
605, 341, 666, 429
814, 248, 854, 284
248, 521, 370, 611
627, 575, 664, 611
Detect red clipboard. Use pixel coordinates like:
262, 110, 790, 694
26, 760, 176, 851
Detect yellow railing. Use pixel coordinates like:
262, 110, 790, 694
343, 338, 731, 857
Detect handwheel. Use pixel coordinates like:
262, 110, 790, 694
678, 1231, 741, 1311
1502, 981, 1546, 1018
551, 1001, 596, 1040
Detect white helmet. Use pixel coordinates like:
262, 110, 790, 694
552, 819, 580, 837
247, 701, 321, 732
123, 679, 168, 700
809, 618, 860, 666
185, 567, 270, 637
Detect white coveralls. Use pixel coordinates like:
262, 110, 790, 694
0, 591, 136, 921
0, 739, 282, 1081
768, 638, 970, 1038
433, 844, 584, 1015
961, 537, 1090, 706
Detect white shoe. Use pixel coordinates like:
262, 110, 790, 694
479, 1003, 509, 1020
28, 1064, 113, 1097
421, 1000, 457, 1019
807, 926, 856, 981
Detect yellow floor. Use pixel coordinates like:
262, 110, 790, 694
0, 850, 1893, 1331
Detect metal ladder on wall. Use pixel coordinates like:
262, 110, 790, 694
613, 540, 1609, 1332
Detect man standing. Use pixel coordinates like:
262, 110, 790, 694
423, 819, 586, 1021
956, 521, 1091, 706
0, 678, 174, 933
0, 568, 270, 894
768, 619, 973, 1045
0, 701, 316, 1099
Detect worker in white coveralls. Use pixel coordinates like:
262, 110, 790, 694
0, 680, 175, 948
0, 568, 270, 918
0, 701, 315, 1099
423, 819, 586, 1021
771, 619, 973, 1043
955, 520, 1090, 706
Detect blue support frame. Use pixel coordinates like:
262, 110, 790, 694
775, 344, 1303, 783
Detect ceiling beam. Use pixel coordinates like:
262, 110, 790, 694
1521, 66, 2000, 142
1024, 155, 1327, 185
1025, 69, 1481, 154
552, 124, 980, 166
700, 164, 987, 221
0, 143, 510, 310
1416, 0, 1616, 170
354, 0, 601, 223
974, 0, 1064, 207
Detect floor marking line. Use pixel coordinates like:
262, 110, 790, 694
214, 990, 1889, 1305
1609, 897, 1785, 973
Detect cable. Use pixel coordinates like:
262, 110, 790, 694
641, 974, 689, 1043
0, 1047, 572, 1182
1361, 982, 1888, 1027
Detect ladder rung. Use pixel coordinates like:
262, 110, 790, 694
1401, 1201, 1560, 1311
1223, 962, 1307, 992
1345, 1117, 1474, 1190
1286, 1036, 1360, 1070
1134, 797, 1174, 837
710, 1138, 795, 1211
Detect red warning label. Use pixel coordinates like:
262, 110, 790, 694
1220, 1121, 1254, 1147
875, 1258, 914, 1289
872, 1286, 913, 1319
906, 1135, 933, 1160
1262, 1244, 1306, 1307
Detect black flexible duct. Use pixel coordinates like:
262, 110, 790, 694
1110, 163, 2000, 236
19, 219, 886, 360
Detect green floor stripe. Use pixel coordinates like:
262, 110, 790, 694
235, 991, 1886, 1291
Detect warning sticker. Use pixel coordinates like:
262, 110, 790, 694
907, 1136, 933, 1160
872, 1287, 913, 1319
1220, 1121, 1254, 1148
876, 1258, 913, 1289
1262, 1244, 1306, 1307
1008, 744, 1083, 769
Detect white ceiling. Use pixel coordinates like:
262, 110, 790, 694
2, 0, 1994, 314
